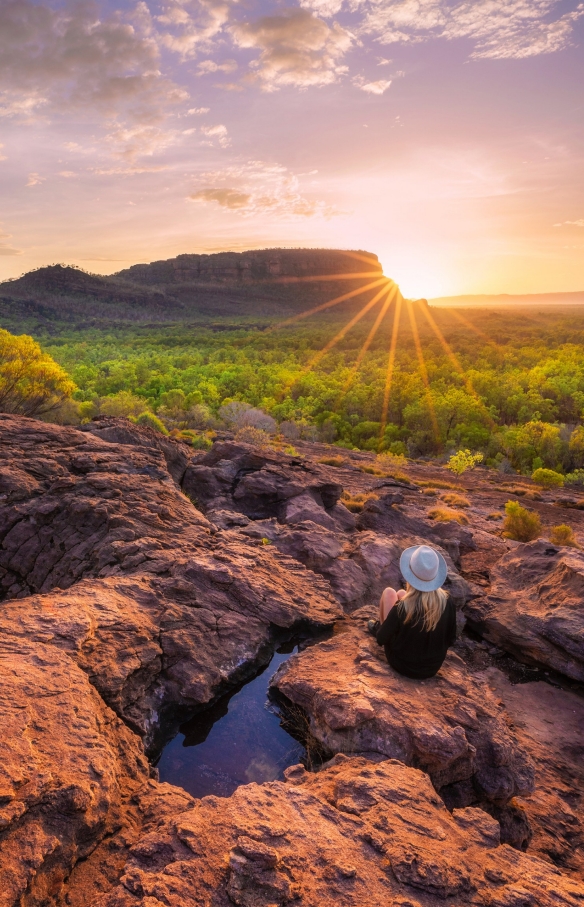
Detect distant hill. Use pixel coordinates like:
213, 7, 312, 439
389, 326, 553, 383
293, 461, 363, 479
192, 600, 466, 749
430, 291, 584, 307
0, 250, 384, 332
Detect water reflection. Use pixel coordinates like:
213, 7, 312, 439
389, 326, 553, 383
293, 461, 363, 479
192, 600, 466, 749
156, 644, 305, 799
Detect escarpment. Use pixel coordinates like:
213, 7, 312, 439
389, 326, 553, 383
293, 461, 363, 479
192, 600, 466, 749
1, 414, 583, 905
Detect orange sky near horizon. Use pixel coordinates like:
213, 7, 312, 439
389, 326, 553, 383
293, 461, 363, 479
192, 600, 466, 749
0, 0, 583, 298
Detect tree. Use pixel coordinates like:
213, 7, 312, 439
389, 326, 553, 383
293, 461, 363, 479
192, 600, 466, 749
446, 449, 483, 475
0, 328, 75, 417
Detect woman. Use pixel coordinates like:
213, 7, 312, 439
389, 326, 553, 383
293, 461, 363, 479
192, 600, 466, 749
368, 544, 456, 679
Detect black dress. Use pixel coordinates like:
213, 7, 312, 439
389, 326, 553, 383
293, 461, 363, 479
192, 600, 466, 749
376, 599, 457, 679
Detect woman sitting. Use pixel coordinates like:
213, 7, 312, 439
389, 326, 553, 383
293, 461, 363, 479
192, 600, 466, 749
368, 544, 456, 679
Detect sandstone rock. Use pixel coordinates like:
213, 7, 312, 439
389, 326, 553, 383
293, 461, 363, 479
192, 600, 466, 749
82, 417, 191, 485
0, 540, 341, 750
0, 415, 210, 600
182, 441, 342, 521
98, 756, 581, 907
463, 539, 584, 681
271, 623, 535, 814
283, 492, 337, 530
482, 667, 584, 879
0, 635, 151, 907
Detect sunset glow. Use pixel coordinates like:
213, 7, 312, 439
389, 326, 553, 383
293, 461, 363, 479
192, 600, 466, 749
0, 0, 582, 295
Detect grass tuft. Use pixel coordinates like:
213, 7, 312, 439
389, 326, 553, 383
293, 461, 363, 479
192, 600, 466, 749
318, 455, 346, 467
441, 492, 470, 508
341, 491, 379, 513
427, 506, 469, 525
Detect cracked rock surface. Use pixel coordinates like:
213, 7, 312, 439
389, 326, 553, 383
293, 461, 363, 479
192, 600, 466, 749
1, 416, 583, 904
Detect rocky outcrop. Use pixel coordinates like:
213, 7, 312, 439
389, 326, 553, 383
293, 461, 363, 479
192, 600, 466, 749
483, 667, 584, 878
463, 540, 584, 681
98, 756, 582, 907
115, 249, 382, 286
0, 635, 151, 907
183, 441, 343, 522
271, 623, 535, 818
82, 417, 192, 485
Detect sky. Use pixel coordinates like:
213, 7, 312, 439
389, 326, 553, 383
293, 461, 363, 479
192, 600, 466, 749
0, 0, 583, 297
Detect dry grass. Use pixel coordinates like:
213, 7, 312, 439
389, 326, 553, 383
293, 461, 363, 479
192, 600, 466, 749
441, 492, 470, 508
422, 488, 438, 496
486, 511, 503, 520
318, 455, 346, 467
428, 506, 469, 525
341, 491, 379, 513
502, 484, 542, 501
416, 479, 464, 491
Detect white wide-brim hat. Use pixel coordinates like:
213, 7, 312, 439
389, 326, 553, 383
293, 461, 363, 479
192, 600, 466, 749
400, 544, 447, 592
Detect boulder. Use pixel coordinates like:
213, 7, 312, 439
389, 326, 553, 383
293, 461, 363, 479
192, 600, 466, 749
0, 635, 151, 907
182, 440, 342, 521
98, 756, 581, 907
271, 624, 534, 815
463, 540, 584, 681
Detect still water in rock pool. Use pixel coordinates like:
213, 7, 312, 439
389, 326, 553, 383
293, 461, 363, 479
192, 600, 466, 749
156, 640, 307, 799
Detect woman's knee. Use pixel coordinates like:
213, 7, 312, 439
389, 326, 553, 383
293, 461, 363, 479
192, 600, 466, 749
380, 586, 398, 621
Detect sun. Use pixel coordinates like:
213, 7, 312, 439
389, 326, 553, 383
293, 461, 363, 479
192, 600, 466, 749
376, 251, 451, 300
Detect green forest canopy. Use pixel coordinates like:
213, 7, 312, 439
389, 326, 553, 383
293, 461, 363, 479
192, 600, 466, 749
26, 302, 584, 476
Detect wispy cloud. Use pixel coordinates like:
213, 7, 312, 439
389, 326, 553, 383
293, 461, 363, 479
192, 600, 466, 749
353, 75, 391, 94
355, 0, 584, 60
231, 9, 353, 90
158, 0, 234, 58
189, 159, 339, 216
197, 59, 238, 75
0, 227, 23, 256
554, 219, 584, 227
26, 172, 44, 187
200, 123, 231, 146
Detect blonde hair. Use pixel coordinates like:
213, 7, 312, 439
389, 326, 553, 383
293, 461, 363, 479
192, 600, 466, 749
399, 583, 448, 632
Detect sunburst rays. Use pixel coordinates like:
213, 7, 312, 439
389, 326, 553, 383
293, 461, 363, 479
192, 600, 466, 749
264, 265, 493, 451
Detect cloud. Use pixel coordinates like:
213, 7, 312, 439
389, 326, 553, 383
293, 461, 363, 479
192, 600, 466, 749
197, 59, 238, 74
0, 143, 6, 161
187, 106, 210, 114
0, 228, 23, 256
189, 159, 339, 216
0, 0, 187, 122
353, 75, 391, 93
158, 0, 233, 58
191, 188, 252, 208
200, 123, 230, 146
231, 8, 353, 90
554, 219, 584, 227
26, 172, 44, 186
358, 0, 584, 60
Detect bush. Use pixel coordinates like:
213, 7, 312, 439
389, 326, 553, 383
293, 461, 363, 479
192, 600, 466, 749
502, 500, 541, 542
446, 449, 484, 475
101, 391, 148, 418
549, 524, 579, 547
427, 507, 469, 525
0, 328, 75, 417
531, 468, 564, 488
565, 470, 584, 487
135, 412, 168, 434
235, 426, 270, 446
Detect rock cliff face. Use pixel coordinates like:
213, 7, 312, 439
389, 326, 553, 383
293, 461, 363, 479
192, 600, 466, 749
0, 414, 583, 905
115, 249, 382, 286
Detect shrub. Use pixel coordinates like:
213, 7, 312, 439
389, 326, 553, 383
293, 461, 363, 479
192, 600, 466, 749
135, 412, 168, 434
441, 492, 470, 508
318, 456, 345, 467
284, 445, 299, 456
427, 507, 469, 525
446, 449, 484, 475
0, 328, 75, 417
549, 524, 579, 547
101, 391, 148, 418
565, 469, 584, 487
531, 468, 564, 488
502, 501, 541, 542
235, 426, 270, 447
486, 511, 503, 520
